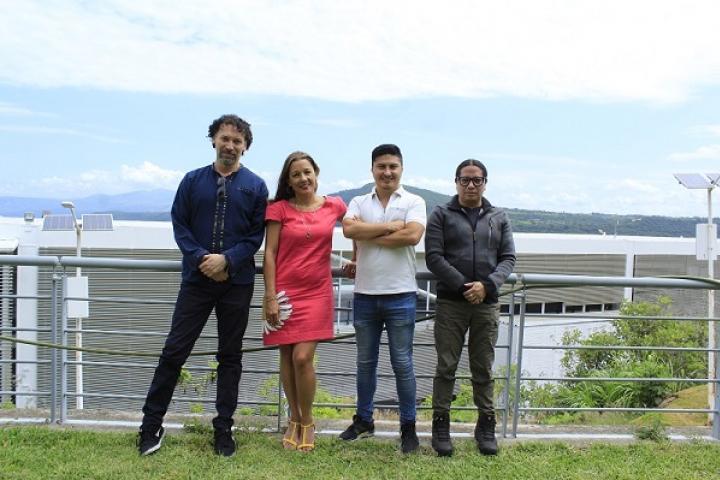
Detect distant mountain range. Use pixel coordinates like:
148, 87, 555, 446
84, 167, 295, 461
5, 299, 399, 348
0, 189, 174, 219
0, 187, 711, 237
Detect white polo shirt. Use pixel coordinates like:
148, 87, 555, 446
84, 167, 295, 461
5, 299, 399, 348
345, 186, 427, 294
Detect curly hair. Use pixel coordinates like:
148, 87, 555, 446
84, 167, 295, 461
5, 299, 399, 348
207, 114, 253, 148
273, 151, 320, 201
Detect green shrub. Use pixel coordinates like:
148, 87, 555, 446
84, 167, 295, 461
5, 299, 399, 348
554, 296, 705, 412
256, 373, 354, 419
634, 414, 669, 442
515, 296, 703, 424
177, 361, 219, 416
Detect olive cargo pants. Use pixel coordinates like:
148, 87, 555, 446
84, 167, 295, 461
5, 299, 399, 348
432, 298, 500, 417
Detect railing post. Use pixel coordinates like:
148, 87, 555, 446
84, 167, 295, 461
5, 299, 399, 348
277, 360, 283, 434
49, 268, 61, 424
336, 277, 343, 334
511, 290, 527, 438
501, 293, 516, 438
60, 272, 68, 424
714, 322, 720, 440
425, 280, 431, 312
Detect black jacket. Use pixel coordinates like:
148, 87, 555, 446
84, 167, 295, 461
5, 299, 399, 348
424, 195, 516, 303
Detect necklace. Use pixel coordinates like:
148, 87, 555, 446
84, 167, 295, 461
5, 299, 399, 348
292, 196, 321, 240
298, 210, 315, 240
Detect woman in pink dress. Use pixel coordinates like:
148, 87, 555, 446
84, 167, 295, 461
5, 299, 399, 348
263, 151, 347, 452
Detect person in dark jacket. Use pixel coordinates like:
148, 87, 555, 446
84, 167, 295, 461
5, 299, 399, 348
137, 114, 268, 457
424, 159, 515, 457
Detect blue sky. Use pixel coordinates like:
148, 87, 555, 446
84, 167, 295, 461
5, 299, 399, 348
2, 0, 720, 217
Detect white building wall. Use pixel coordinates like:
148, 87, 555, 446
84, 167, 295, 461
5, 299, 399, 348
13, 221, 38, 408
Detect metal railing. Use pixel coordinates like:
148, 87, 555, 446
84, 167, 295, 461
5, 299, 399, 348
0, 254, 718, 440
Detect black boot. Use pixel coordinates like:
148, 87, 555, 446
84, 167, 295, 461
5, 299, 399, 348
400, 420, 419, 454
431, 413, 453, 457
474, 413, 498, 456
213, 427, 236, 457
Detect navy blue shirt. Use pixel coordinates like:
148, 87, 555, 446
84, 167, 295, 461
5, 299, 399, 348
171, 164, 268, 285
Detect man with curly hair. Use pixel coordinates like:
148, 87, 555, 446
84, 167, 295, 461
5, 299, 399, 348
138, 114, 268, 457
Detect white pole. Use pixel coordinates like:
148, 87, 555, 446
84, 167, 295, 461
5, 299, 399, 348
708, 188, 715, 418
74, 221, 84, 410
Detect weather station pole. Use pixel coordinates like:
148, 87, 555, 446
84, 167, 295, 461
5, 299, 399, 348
707, 187, 716, 426
673, 173, 720, 422
708, 187, 715, 343
43, 205, 113, 412
62, 201, 84, 410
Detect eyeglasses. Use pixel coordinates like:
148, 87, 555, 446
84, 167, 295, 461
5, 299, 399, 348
217, 176, 227, 200
456, 176, 486, 187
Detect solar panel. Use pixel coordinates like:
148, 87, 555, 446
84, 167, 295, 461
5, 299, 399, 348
42, 214, 75, 231
673, 173, 713, 189
81, 214, 114, 231
707, 173, 720, 185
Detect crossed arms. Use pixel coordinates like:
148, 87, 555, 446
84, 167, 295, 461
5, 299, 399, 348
341, 217, 425, 247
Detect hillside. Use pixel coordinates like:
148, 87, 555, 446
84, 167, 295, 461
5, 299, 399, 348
332, 184, 705, 237
0, 187, 710, 237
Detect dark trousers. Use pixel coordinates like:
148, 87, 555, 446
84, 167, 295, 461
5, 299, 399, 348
432, 298, 499, 417
141, 281, 253, 431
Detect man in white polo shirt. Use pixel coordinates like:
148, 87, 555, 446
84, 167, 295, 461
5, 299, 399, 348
339, 144, 426, 454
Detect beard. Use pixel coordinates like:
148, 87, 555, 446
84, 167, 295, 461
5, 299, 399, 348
218, 153, 238, 167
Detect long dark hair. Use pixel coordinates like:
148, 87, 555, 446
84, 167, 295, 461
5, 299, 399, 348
455, 159, 487, 178
273, 151, 321, 201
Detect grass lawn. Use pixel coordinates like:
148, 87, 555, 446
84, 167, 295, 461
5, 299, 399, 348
632, 385, 709, 427
2, 426, 720, 479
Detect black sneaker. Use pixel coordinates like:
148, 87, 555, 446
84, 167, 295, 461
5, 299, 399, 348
213, 428, 236, 457
339, 415, 375, 441
431, 413, 453, 457
400, 421, 419, 454
474, 414, 498, 456
137, 426, 165, 456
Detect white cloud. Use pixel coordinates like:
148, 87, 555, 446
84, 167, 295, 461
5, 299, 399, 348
475, 153, 594, 168
22, 162, 183, 196
305, 118, 362, 128
404, 176, 455, 194
0, 101, 55, 117
669, 145, 720, 162
317, 178, 371, 194
611, 179, 662, 195
2, 1, 720, 103
120, 162, 184, 187
488, 168, 700, 216
333, 179, 363, 190
0, 124, 124, 143
689, 124, 720, 137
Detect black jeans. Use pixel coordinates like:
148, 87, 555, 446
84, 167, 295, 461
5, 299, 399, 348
141, 281, 253, 431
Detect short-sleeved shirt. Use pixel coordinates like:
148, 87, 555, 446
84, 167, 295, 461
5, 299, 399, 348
344, 186, 426, 294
